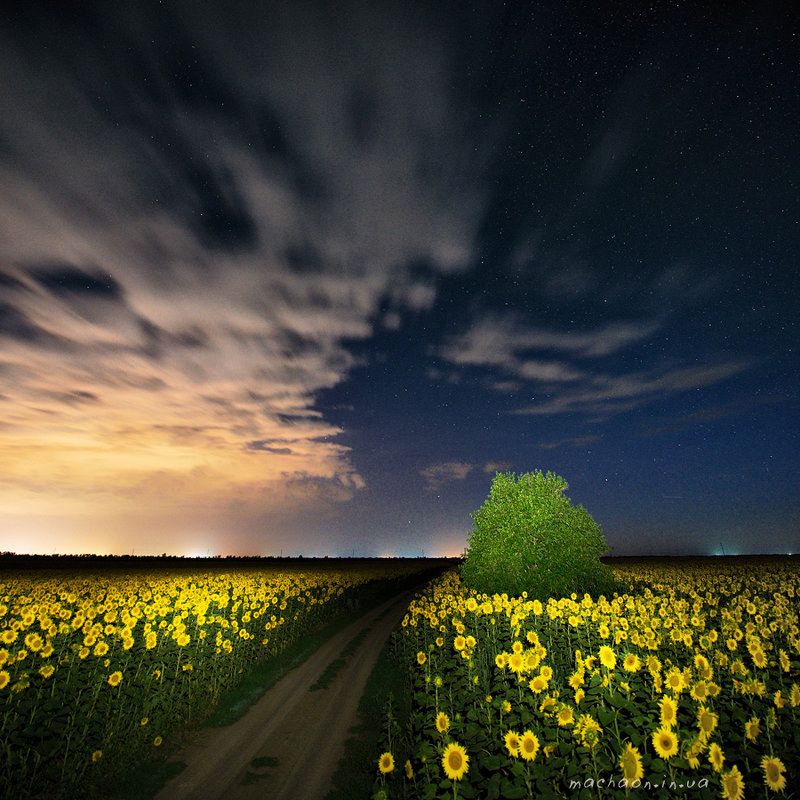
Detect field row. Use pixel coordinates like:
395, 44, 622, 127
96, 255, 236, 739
374, 559, 800, 799
0, 560, 434, 799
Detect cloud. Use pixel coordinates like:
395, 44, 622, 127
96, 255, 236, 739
0, 1, 491, 527
483, 461, 513, 474
512, 360, 755, 418
441, 314, 661, 370
538, 435, 601, 450
439, 313, 754, 419
640, 396, 780, 436
420, 461, 475, 492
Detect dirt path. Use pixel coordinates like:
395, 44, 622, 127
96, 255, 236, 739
153, 588, 414, 800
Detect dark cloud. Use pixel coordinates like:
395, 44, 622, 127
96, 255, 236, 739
246, 441, 293, 454
27, 265, 123, 299
0, 301, 67, 347
51, 390, 100, 406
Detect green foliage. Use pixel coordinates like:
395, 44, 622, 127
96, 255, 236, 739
460, 470, 615, 599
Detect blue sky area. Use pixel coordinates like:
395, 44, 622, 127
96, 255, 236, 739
0, 0, 797, 556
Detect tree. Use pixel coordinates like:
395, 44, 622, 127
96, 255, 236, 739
460, 470, 615, 599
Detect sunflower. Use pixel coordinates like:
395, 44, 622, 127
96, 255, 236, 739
720, 764, 744, 800
417, 651, 427, 665
708, 742, 725, 772
557, 705, 575, 727
0, 671, 10, 690
504, 730, 521, 756
495, 653, 508, 669
539, 695, 557, 715
530, 674, 547, 694
404, 759, 413, 779
652, 727, 678, 760
507, 651, 525, 673
598, 645, 617, 670
153, 736, 162, 747
619, 742, 643, 783
744, 716, 760, 742
568, 670, 585, 690
436, 711, 450, 733
790, 683, 800, 707
761, 755, 787, 792
92, 750, 102, 763
664, 667, 686, 694
694, 654, 711, 674
751, 648, 767, 669
658, 695, 678, 728
697, 706, 718, 739
779, 649, 791, 673
622, 653, 641, 672
690, 680, 709, 702
442, 742, 469, 781
107, 671, 122, 687
519, 730, 540, 762
378, 752, 394, 774
684, 734, 705, 769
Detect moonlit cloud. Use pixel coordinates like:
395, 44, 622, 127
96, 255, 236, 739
420, 462, 475, 492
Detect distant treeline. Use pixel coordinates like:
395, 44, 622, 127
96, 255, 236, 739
602, 553, 798, 564
0, 553, 459, 571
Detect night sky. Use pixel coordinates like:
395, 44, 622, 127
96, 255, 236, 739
1, 1, 797, 558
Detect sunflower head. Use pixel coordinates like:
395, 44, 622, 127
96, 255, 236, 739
761, 755, 787, 792
518, 730, 540, 762
441, 742, 469, 781
378, 752, 394, 774
619, 742, 643, 782
503, 730, 520, 757
651, 727, 678, 760
720, 764, 745, 800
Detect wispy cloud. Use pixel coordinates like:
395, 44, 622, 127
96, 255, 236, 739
538, 435, 601, 450
483, 461, 513, 474
439, 313, 753, 418
420, 461, 475, 492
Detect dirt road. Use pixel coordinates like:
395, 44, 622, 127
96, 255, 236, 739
153, 588, 413, 800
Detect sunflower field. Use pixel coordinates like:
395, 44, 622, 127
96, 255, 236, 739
0, 559, 429, 799
375, 558, 800, 800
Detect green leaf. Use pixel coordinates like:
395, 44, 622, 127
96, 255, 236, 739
499, 779, 528, 799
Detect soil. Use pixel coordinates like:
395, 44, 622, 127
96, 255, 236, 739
152, 588, 414, 800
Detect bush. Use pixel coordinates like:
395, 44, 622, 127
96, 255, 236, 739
460, 470, 615, 599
